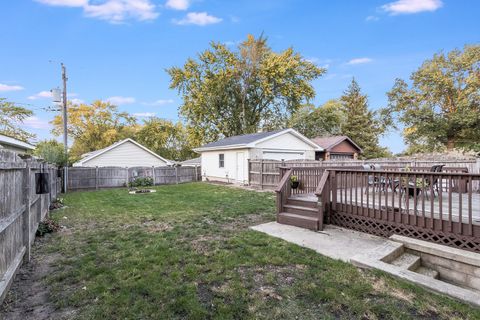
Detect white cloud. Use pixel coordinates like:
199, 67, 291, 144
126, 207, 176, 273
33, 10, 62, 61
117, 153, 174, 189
28, 90, 53, 100
70, 98, 85, 105
165, 0, 189, 10
0, 83, 24, 92
144, 99, 174, 106
106, 96, 136, 105
382, 0, 443, 15
346, 58, 373, 65
133, 112, 156, 117
36, 0, 159, 23
174, 12, 222, 26
23, 116, 51, 130
365, 15, 379, 21
35, 0, 87, 6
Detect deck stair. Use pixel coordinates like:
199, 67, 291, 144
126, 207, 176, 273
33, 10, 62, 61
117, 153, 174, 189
278, 196, 320, 230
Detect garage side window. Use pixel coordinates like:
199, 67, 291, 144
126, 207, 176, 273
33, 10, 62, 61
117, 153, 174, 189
219, 154, 225, 168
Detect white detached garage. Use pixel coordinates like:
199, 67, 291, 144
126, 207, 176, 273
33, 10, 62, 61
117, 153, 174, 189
73, 138, 173, 167
193, 128, 322, 184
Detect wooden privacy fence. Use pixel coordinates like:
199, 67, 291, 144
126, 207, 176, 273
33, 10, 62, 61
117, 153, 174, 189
68, 166, 201, 190
0, 150, 60, 302
250, 158, 480, 191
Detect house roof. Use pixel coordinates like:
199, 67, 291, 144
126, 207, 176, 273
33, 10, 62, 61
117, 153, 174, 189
311, 135, 362, 152
0, 134, 35, 150
180, 157, 201, 166
75, 138, 173, 165
193, 128, 321, 152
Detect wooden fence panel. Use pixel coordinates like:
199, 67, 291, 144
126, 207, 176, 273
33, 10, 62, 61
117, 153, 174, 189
68, 165, 201, 190
0, 150, 60, 304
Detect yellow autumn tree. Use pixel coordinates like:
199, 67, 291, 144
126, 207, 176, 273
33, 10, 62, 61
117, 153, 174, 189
51, 100, 137, 161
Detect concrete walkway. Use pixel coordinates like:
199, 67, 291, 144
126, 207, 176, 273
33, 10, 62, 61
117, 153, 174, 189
250, 222, 388, 262
250, 222, 480, 307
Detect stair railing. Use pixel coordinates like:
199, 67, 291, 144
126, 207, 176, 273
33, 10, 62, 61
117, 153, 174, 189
275, 168, 293, 217
314, 170, 331, 230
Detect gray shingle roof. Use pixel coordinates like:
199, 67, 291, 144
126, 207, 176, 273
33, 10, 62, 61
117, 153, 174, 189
199, 130, 284, 149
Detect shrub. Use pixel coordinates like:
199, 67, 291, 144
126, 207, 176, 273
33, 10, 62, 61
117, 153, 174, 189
36, 218, 60, 237
128, 176, 154, 188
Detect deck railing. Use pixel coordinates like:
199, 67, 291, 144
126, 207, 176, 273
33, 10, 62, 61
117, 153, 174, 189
275, 166, 480, 252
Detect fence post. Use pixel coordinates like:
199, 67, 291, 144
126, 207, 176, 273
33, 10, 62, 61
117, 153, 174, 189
247, 159, 250, 185
22, 161, 31, 262
194, 165, 198, 182
175, 166, 178, 184
125, 167, 129, 187
152, 166, 156, 185
95, 166, 99, 190
260, 159, 264, 189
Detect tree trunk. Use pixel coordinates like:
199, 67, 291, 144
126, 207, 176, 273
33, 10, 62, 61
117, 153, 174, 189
446, 137, 455, 151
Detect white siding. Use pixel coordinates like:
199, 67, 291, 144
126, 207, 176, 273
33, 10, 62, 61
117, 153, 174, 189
254, 132, 314, 150
0, 144, 29, 154
200, 149, 249, 184
79, 141, 168, 167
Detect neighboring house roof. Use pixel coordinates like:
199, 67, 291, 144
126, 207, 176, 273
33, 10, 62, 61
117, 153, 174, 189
74, 138, 173, 166
193, 128, 322, 152
311, 135, 362, 153
0, 134, 35, 150
180, 157, 201, 166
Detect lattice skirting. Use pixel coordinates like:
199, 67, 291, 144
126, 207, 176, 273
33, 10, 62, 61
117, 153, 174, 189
330, 212, 480, 253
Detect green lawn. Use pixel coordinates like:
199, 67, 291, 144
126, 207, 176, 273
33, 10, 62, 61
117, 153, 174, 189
27, 183, 480, 319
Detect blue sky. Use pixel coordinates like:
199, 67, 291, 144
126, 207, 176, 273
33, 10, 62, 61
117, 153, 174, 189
0, 0, 478, 153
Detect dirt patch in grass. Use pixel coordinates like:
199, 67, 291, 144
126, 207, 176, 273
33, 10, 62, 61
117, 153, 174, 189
0, 236, 76, 320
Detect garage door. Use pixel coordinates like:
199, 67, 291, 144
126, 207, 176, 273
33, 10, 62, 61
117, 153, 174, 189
262, 151, 304, 161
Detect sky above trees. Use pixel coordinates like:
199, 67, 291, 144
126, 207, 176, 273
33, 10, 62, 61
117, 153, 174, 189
0, 0, 478, 153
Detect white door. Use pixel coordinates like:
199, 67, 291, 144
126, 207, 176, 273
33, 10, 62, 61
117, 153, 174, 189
236, 152, 245, 183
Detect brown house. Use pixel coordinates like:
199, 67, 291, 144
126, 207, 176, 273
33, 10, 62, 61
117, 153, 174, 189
312, 136, 362, 160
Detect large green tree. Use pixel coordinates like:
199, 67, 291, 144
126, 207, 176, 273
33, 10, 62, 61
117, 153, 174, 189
341, 79, 390, 159
34, 139, 67, 165
289, 99, 345, 138
0, 98, 35, 142
384, 45, 480, 152
51, 100, 137, 160
135, 117, 195, 161
167, 34, 325, 146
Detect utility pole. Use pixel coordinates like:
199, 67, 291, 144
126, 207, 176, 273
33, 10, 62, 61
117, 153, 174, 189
61, 63, 68, 193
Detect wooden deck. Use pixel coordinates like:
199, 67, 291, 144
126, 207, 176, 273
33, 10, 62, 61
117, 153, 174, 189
291, 190, 480, 225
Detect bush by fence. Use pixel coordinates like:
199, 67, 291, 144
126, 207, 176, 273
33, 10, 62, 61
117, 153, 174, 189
248, 158, 480, 191
0, 150, 60, 303
68, 165, 201, 190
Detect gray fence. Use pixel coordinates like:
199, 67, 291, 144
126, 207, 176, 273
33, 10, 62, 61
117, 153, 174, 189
68, 165, 201, 190
248, 158, 480, 191
0, 150, 60, 303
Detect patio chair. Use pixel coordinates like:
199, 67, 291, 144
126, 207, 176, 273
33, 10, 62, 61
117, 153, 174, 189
363, 164, 386, 193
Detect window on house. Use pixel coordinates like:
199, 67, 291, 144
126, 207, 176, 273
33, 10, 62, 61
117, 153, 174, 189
219, 154, 225, 168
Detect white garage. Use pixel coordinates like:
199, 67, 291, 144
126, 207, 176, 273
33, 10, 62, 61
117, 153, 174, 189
193, 128, 322, 184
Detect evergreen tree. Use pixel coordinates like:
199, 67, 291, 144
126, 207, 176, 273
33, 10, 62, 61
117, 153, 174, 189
340, 79, 389, 159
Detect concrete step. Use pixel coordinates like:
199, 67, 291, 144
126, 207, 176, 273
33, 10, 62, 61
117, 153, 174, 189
283, 204, 318, 217
278, 212, 319, 230
391, 253, 421, 270
287, 198, 318, 208
415, 266, 439, 279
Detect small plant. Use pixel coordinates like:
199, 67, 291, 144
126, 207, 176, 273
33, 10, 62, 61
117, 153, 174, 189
290, 175, 300, 189
49, 198, 65, 210
36, 218, 60, 237
128, 176, 154, 188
